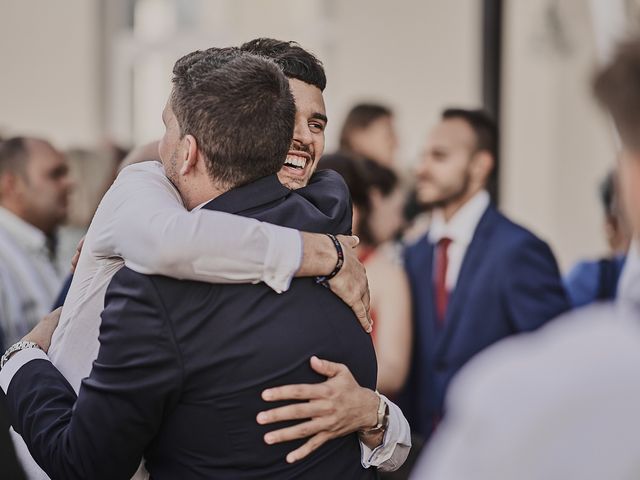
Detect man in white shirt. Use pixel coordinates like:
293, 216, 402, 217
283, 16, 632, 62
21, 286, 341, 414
0, 137, 72, 348
401, 108, 569, 441
3, 39, 410, 478
410, 37, 640, 480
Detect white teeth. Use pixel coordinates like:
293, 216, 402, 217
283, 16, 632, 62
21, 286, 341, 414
285, 155, 306, 168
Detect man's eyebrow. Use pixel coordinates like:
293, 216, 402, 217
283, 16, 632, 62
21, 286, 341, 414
312, 112, 328, 124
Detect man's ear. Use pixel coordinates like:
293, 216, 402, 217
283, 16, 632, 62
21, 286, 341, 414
369, 187, 383, 209
472, 150, 494, 186
179, 134, 199, 176
0, 172, 18, 198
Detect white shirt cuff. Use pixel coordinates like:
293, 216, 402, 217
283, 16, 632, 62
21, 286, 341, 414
262, 226, 302, 293
0, 347, 49, 393
359, 395, 412, 471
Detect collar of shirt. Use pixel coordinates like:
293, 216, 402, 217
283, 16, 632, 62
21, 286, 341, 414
191, 198, 213, 212
428, 190, 490, 247
0, 206, 50, 255
428, 190, 490, 291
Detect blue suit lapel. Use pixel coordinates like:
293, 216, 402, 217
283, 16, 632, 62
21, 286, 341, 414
433, 207, 497, 359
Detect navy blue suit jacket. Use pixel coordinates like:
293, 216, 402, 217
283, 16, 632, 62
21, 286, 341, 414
402, 205, 570, 438
6, 172, 378, 480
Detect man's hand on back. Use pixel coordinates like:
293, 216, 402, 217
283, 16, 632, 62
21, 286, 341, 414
298, 233, 372, 332
256, 356, 380, 463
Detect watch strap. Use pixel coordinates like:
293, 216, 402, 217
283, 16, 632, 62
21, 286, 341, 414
360, 390, 389, 435
1, 341, 42, 369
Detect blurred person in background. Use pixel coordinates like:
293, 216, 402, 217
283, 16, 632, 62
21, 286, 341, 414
320, 152, 412, 397
339, 103, 398, 168
564, 168, 630, 307
412, 37, 640, 480
0, 137, 72, 348
51, 144, 129, 309
400, 108, 569, 442
0, 137, 71, 480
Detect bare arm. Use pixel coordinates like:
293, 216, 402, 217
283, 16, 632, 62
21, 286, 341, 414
369, 255, 412, 395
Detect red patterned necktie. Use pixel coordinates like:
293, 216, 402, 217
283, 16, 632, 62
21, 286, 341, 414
434, 237, 452, 326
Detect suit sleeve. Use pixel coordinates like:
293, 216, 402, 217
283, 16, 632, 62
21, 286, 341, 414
296, 170, 353, 235
5, 268, 182, 480
503, 235, 571, 332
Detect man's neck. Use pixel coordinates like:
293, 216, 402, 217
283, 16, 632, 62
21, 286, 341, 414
179, 181, 230, 211
441, 188, 483, 223
0, 201, 52, 236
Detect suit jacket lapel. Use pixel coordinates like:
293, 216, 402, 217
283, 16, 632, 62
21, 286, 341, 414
434, 207, 497, 359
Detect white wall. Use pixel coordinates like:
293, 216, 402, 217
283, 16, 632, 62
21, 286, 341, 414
0, 0, 480, 158
105, 0, 481, 158
0, 0, 102, 148
500, 0, 617, 270
0, 0, 621, 269
325, 0, 481, 161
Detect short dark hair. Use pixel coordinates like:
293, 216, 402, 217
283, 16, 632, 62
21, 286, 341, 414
339, 103, 393, 151
442, 108, 498, 160
171, 47, 296, 188
593, 37, 640, 152
0, 137, 28, 177
319, 152, 399, 245
240, 38, 326, 91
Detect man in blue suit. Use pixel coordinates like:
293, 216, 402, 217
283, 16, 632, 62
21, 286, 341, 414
403, 108, 570, 439
0, 48, 380, 479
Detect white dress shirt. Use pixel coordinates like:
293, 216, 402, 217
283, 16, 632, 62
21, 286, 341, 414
361, 395, 412, 471
2, 161, 409, 477
411, 248, 640, 480
0, 207, 64, 347
428, 190, 490, 290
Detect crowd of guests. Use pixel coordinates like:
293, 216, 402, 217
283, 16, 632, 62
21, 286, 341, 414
0, 34, 639, 479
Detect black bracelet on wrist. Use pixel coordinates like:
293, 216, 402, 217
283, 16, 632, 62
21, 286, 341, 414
315, 233, 344, 289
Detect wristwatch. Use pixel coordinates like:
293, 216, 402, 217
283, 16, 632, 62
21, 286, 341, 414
1, 341, 42, 369
360, 391, 389, 435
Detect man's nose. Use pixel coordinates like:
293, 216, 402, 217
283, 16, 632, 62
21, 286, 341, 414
415, 158, 428, 176
62, 175, 75, 192
292, 122, 313, 147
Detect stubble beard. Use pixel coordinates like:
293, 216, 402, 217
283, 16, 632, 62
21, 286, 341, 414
421, 169, 472, 211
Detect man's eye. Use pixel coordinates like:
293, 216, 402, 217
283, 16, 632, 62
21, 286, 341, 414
309, 122, 325, 132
